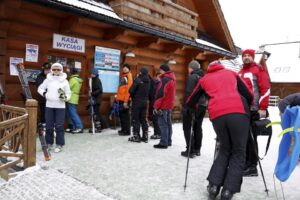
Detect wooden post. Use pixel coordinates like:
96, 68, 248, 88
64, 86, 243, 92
25, 99, 38, 168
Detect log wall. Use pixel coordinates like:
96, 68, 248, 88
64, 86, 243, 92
1, 1, 194, 127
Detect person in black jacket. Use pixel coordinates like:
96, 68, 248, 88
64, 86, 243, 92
149, 72, 161, 139
35, 62, 51, 124
278, 92, 300, 115
181, 60, 207, 158
89, 69, 108, 133
128, 67, 150, 143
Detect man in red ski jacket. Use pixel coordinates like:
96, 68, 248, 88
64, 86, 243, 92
153, 64, 176, 149
238, 49, 270, 177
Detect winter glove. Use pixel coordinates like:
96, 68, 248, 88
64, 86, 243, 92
58, 88, 67, 102
258, 110, 267, 118
153, 109, 163, 116
250, 111, 260, 121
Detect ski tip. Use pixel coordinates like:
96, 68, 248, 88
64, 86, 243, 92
45, 156, 51, 161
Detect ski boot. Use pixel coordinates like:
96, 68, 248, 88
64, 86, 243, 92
207, 184, 220, 200
220, 189, 234, 200
128, 134, 141, 143
141, 132, 148, 143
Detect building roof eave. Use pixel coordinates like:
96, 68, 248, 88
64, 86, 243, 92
25, 0, 237, 59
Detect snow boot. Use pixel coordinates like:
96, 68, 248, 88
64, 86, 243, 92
181, 150, 195, 158
72, 128, 83, 134
54, 145, 62, 153
141, 132, 148, 143
207, 184, 220, 200
220, 189, 234, 200
243, 165, 258, 177
128, 135, 141, 143
150, 134, 161, 139
153, 143, 168, 149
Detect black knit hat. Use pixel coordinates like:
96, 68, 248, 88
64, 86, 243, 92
123, 63, 131, 70
140, 67, 149, 75
69, 67, 78, 74
160, 63, 170, 72
42, 62, 51, 70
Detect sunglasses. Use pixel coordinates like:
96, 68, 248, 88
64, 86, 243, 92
52, 69, 61, 71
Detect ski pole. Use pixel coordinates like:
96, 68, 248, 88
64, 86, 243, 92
249, 129, 269, 196
184, 116, 194, 191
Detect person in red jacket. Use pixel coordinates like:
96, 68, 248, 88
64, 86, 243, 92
187, 61, 253, 200
153, 64, 176, 149
238, 49, 270, 177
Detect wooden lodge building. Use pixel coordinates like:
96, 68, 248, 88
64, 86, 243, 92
0, 0, 237, 126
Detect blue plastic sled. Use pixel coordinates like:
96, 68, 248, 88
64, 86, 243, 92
275, 106, 300, 182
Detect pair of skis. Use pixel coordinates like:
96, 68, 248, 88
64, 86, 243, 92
15, 63, 51, 161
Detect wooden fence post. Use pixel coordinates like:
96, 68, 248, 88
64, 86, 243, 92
25, 99, 37, 168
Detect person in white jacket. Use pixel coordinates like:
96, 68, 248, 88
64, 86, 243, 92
38, 63, 71, 153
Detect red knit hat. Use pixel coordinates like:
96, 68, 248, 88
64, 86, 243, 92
242, 49, 255, 59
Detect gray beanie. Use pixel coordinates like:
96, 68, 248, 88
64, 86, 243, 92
188, 60, 200, 70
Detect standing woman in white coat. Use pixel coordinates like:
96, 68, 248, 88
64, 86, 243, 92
38, 63, 71, 153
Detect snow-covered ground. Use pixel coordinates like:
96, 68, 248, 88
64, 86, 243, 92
1, 107, 299, 199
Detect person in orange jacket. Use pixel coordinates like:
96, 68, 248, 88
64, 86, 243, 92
116, 63, 133, 136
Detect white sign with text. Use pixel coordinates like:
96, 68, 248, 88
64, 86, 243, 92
53, 34, 85, 53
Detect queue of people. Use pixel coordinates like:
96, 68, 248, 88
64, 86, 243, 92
34, 49, 272, 200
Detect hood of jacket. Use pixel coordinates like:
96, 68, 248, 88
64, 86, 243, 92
160, 71, 176, 81
70, 74, 83, 83
47, 72, 67, 82
191, 68, 204, 77
207, 63, 225, 73
139, 74, 150, 83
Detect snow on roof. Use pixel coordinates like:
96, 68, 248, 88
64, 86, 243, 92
195, 38, 231, 53
56, 0, 122, 20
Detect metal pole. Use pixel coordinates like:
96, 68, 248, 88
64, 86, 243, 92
249, 129, 269, 196
183, 118, 194, 191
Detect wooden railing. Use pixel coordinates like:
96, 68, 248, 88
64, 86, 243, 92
109, 0, 198, 39
0, 100, 37, 174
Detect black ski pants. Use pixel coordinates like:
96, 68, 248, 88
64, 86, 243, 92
119, 102, 131, 134
93, 104, 108, 129
131, 101, 148, 137
207, 113, 250, 193
182, 105, 206, 153
245, 129, 258, 167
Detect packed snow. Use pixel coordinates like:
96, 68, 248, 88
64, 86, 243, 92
1, 107, 299, 200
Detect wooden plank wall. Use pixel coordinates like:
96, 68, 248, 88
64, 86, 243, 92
271, 83, 300, 98
3, 1, 190, 127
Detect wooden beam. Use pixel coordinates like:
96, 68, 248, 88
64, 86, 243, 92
136, 37, 160, 48
0, 38, 6, 56
0, 0, 22, 20
59, 15, 79, 33
185, 48, 202, 59
162, 44, 183, 53
103, 28, 128, 40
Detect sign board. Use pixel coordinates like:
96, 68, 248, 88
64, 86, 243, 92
9, 57, 23, 76
53, 33, 85, 53
97, 70, 120, 93
94, 46, 121, 71
25, 44, 39, 62
26, 69, 40, 82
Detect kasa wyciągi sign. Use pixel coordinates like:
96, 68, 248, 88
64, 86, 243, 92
53, 33, 85, 53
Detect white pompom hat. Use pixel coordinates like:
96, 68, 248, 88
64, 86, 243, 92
51, 63, 63, 73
